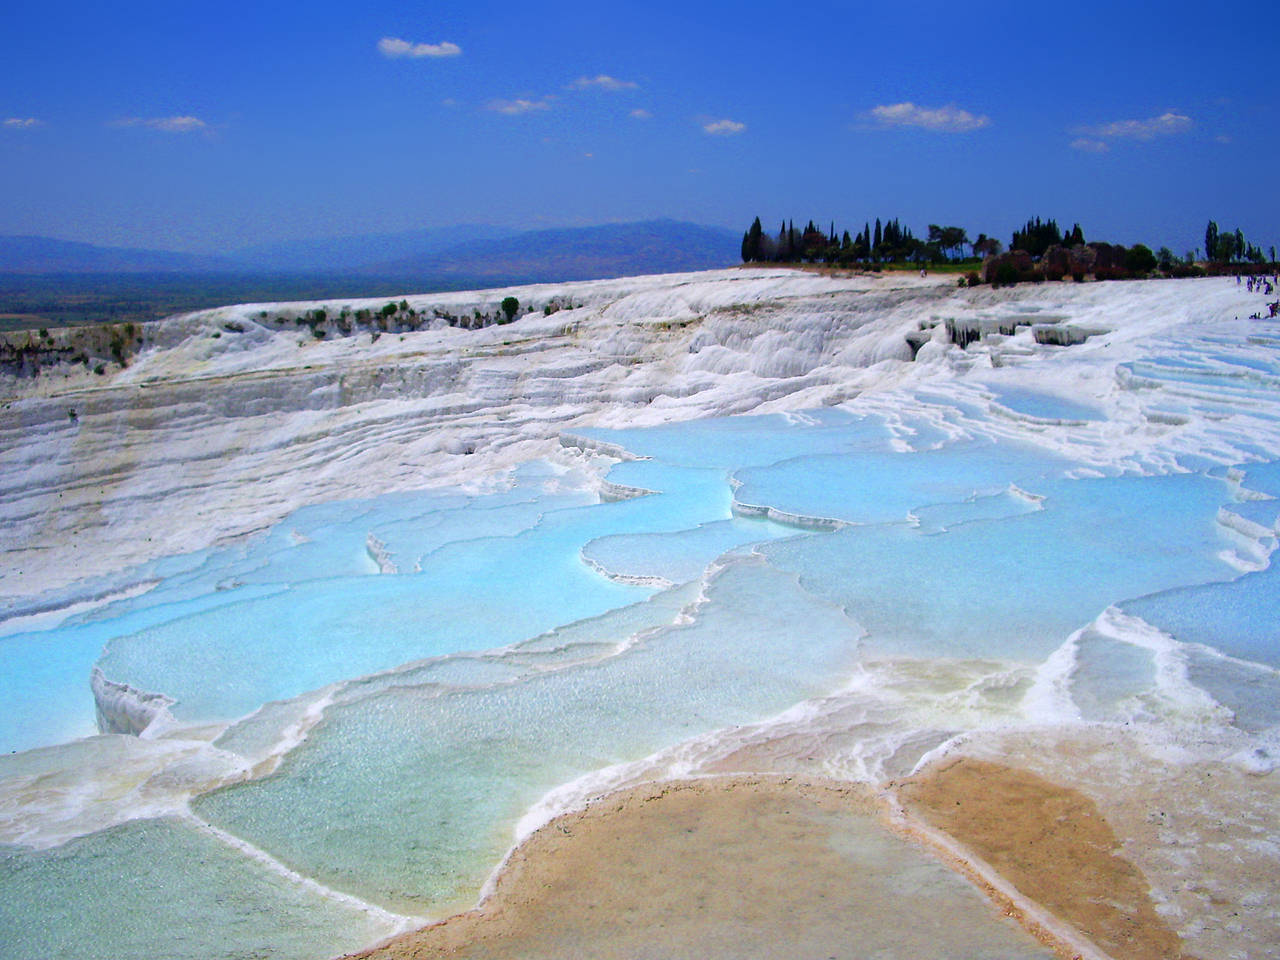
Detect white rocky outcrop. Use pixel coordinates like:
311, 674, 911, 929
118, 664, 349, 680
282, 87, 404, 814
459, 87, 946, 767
0, 268, 1265, 620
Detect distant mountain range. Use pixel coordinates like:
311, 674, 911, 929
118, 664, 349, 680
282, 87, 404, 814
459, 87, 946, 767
0, 221, 741, 284
358, 221, 741, 283
0, 236, 237, 274
227, 224, 520, 273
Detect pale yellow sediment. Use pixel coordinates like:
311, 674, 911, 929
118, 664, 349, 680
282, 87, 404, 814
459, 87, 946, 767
341, 769, 1195, 960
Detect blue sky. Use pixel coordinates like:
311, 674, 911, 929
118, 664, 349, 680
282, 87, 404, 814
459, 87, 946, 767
2, 0, 1276, 256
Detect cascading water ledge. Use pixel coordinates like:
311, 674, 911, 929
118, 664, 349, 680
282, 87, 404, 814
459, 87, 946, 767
91, 668, 177, 737
729, 497, 847, 530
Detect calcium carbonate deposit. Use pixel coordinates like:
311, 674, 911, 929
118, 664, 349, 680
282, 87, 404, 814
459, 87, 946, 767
2, 267, 1278, 959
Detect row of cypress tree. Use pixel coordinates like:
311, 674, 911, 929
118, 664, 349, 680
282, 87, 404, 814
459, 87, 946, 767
1204, 221, 1273, 264
741, 217, 924, 265
743, 215, 1276, 270
1009, 218, 1086, 258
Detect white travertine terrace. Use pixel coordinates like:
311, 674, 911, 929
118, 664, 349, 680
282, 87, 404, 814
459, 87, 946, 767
2, 268, 1266, 619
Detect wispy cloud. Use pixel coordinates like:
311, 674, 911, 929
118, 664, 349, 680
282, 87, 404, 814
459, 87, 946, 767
569, 74, 638, 91
3, 117, 42, 129
629, 108, 652, 120
1070, 137, 1109, 153
378, 36, 461, 59
703, 118, 745, 136
114, 115, 207, 133
487, 97, 554, 115
868, 102, 990, 133
1079, 111, 1192, 140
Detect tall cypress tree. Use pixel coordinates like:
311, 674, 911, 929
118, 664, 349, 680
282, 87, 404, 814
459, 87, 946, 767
1204, 221, 1219, 262
873, 218, 883, 257
741, 216, 763, 262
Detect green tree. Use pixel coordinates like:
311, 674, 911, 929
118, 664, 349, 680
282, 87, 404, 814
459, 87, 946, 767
800, 220, 828, 261
928, 225, 969, 260
1011, 217, 1062, 257
741, 217, 764, 262
775, 221, 791, 261
500, 296, 520, 323
1125, 244, 1157, 276
973, 234, 1002, 258
1204, 221, 1219, 262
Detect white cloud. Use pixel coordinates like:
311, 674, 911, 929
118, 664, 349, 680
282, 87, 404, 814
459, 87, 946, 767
703, 118, 745, 136
569, 74, 638, 91
1081, 111, 1192, 140
869, 102, 990, 132
115, 115, 207, 132
1216, 134, 1232, 144
487, 97, 554, 115
3, 117, 41, 128
150, 115, 206, 132
378, 36, 461, 59
629, 108, 652, 120
1070, 137, 1110, 153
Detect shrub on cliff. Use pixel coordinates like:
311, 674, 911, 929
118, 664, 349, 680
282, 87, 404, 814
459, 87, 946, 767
982, 250, 1035, 286
1125, 244, 1157, 276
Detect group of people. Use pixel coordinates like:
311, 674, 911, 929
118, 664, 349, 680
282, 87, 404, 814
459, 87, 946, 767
1238, 273, 1280, 319
1240, 274, 1277, 295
